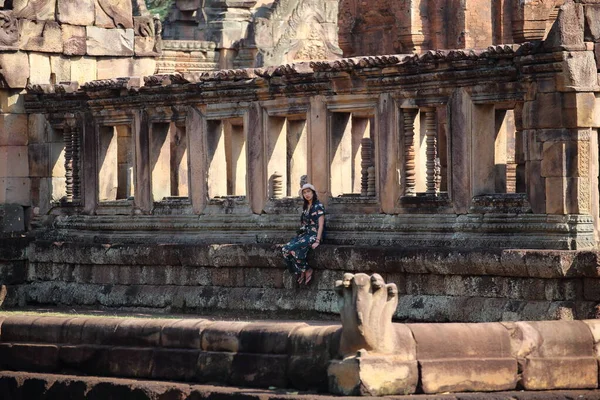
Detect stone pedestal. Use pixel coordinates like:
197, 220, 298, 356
327, 353, 418, 396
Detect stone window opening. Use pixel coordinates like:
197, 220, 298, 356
471, 106, 522, 196
494, 109, 520, 194
402, 107, 447, 197
329, 112, 376, 197
0, 1, 12, 10
49, 125, 67, 204
266, 116, 308, 199
98, 125, 134, 202
206, 118, 246, 198
150, 122, 188, 202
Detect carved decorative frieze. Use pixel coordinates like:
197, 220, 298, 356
254, 0, 342, 66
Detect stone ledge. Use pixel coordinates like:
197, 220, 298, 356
2, 371, 600, 400
25, 241, 600, 278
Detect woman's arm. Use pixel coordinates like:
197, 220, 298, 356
312, 215, 325, 249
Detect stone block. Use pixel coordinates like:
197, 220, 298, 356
28, 52, 51, 85
527, 160, 545, 214
543, 1, 585, 50
408, 322, 517, 393
545, 177, 568, 214
201, 321, 248, 352
160, 319, 211, 349
0, 177, 31, 205
151, 348, 199, 381
62, 24, 86, 56
0, 52, 29, 88
86, 27, 134, 56
0, 114, 28, 146
522, 92, 563, 130
59, 345, 111, 375
95, 0, 134, 29
542, 140, 590, 178
503, 321, 597, 390
0, 343, 59, 372
0, 146, 28, 177
197, 350, 234, 383
108, 347, 153, 378
78, 318, 122, 345
556, 51, 598, 90
70, 56, 97, 84
288, 325, 340, 390
13, 0, 56, 20
50, 55, 71, 83
20, 20, 62, 53
111, 318, 165, 347
0, 204, 25, 232
584, 279, 600, 300
59, 318, 87, 343
28, 114, 48, 144
238, 322, 305, 354
57, 0, 94, 26
132, 57, 157, 77
584, 4, 600, 42
328, 354, 418, 396
230, 353, 288, 388
96, 57, 132, 80
0, 90, 25, 114
135, 36, 158, 56
562, 92, 597, 128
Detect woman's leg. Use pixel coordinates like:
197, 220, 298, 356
282, 235, 311, 277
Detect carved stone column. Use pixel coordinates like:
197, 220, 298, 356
360, 137, 373, 196
63, 119, 74, 202
403, 109, 418, 196
423, 108, 438, 195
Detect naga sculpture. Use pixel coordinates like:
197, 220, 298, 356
328, 273, 418, 396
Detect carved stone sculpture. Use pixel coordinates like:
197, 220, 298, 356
327, 273, 418, 396
0, 11, 18, 50
253, 0, 342, 67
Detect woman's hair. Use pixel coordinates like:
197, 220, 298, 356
302, 189, 318, 212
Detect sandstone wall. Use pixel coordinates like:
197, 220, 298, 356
0, 0, 160, 222
338, 0, 565, 56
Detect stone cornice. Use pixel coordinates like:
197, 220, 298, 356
24, 42, 567, 114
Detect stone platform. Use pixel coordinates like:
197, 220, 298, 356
3, 239, 600, 322
2, 313, 600, 396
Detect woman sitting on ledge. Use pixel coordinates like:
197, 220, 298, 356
282, 183, 325, 286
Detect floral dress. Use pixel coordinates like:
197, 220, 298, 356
282, 201, 325, 275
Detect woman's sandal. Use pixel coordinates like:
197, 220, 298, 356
304, 269, 313, 285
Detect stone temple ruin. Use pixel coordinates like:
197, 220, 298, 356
3, 0, 600, 397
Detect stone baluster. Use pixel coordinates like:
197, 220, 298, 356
70, 119, 81, 203
361, 137, 373, 196
63, 121, 74, 203
300, 174, 308, 188
272, 171, 283, 199
423, 108, 438, 195
403, 109, 418, 196
367, 166, 376, 196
